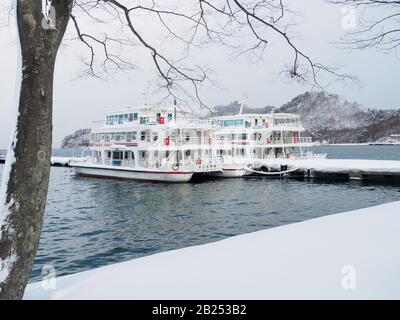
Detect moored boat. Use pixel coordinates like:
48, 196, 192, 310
70, 106, 223, 183
208, 112, 319, 177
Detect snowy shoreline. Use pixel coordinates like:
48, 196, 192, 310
24, 200, 400, 300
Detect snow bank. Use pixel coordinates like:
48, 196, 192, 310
24, 201, 400, 300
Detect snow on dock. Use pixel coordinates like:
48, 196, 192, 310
258, 158, 400, 182
51, 157, 85, 167
24, 200, 400, 299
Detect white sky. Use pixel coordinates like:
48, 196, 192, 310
0, 0, 399, 148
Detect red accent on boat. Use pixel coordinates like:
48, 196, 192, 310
294, 131, 299, 144
78, 173, 191, 183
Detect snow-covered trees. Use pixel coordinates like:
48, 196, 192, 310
0, 0, 73, 300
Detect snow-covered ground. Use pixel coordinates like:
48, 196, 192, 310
260, 158, 400, 173
24, 200, 400, 300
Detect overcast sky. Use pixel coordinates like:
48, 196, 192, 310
0, 0, 399, 149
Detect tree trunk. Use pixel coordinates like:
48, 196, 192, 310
0, 0, 72, 300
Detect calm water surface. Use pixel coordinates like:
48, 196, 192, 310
0, 145, 400, 282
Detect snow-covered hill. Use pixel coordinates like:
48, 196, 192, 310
61, 129, 90, 149
214, 92, 400, 143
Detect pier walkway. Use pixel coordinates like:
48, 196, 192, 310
255, 158, 400, 182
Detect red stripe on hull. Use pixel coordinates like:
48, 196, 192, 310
78, 173, 191, 183
73, 165, 193, 175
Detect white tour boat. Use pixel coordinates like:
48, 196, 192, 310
208, 112, 319, 177
70, 106, 223, 183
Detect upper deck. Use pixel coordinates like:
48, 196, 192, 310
93, 106, 212, 133
212, 113, 304, 132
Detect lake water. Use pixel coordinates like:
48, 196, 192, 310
0, 145, 400, 282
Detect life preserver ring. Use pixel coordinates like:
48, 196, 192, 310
172, 164, 180, 171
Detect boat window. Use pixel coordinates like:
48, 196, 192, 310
134, 113, 138, 120
128, 113, 134, 122
141, 131, 146, 141
116, 133, 121, 141
167, 113, 173, 121
91, 133, 95, 142
153, 133, 158, 141
120, 132, 127, 141
185, 150, 191, 156
105, 134, 111, 142
112, 151, 123, 160
140, 117, 148, 124
132, 131, 137, 140
107, 151, 111, 158
127, 132, 132, 142
111, 133, 116, 141
123, 114, 128, 122
118, 115, 123, 124
154, 151, 159, 157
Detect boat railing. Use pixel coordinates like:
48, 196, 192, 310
289, 152, 328, 160
96, 116, 213, 128
213, 137, 313, 146
273, 137, 313, 145
169, 136, 212, 145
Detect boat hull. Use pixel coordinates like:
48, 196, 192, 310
73, 165, 194, 183
206, 165, 249, 178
